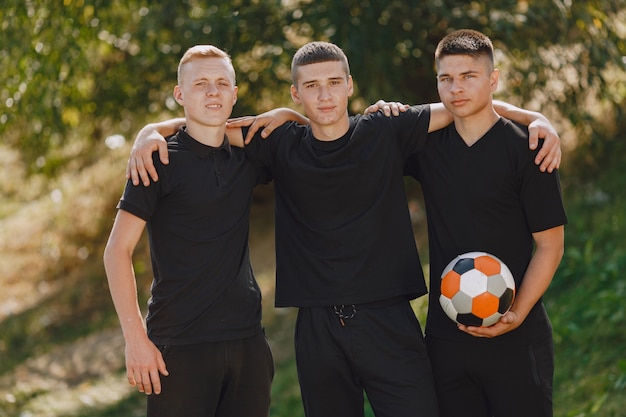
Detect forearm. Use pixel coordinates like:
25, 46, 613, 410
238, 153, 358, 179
427, 102, 454, 132
227, 107, 309, 144
493, 100, 548, 126
510, 227, 564, 321
281, 108, 309, 125
104, 253, 146, 338
139, 118, 186, 139
104, 212, 148, 340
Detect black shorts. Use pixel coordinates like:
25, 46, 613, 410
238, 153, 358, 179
427, 336, 554, 417
147, 332, 274, 417
295, 299, 438, 417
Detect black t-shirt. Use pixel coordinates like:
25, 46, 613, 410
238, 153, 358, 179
405, 118, 567, 345
118, 128, 271, 345
245, 105, 431, 307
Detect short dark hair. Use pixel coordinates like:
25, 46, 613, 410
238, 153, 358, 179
291, 41, 350, 85
435, 29, 494, 67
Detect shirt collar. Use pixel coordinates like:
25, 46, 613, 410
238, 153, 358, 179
176, 126, 232, 158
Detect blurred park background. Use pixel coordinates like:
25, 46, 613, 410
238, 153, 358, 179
1, 1, 625, 416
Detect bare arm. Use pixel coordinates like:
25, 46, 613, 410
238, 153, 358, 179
369, 100, 561, 172
226, 104, 410, 145
226, 107, 309, 144
128, 109, 307, 185
103, 210, 168, 395
459, 225, 564, 338
427, 102, 455, 132
431, 101, 561, 173
493, 100, 561, 172
127, 118, 185, 186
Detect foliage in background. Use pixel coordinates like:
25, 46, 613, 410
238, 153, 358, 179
1, 1, 626, 416
1, 0, 625, 171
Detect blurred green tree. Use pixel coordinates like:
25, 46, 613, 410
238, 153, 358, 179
1, 0, 625, 173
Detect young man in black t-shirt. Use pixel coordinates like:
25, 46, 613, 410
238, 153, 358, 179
404, 30, 566, 417
103, 45, 274, 417
127, 42, 562, 417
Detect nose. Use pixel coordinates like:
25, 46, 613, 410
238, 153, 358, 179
318, 85, 331, 100
206, 83, 220, 96
449, 79, 463, 94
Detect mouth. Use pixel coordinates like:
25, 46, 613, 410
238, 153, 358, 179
450, 99, 468, 106
205, 103, 223, 109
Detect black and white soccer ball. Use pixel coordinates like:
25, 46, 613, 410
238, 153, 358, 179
440, 251, 516, 327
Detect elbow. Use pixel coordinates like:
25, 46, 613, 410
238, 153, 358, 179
103, 242, 114, 271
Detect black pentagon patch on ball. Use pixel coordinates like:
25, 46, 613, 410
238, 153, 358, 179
498, 288, 515, 314
452, 258, 475, 275
456, 312, 483, 327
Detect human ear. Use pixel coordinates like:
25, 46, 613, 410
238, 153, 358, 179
173, 85, 184, 106
490, 69, 500, 92
290, 84, 302, 104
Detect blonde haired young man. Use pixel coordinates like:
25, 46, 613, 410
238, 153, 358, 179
104, 45, 274, 417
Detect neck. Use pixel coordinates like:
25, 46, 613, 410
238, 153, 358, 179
309, 114, 350, 142
453, 107, 500, 146
185, 122, 227, 147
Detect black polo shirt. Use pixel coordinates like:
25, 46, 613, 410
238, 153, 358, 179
118, 127, 271, 345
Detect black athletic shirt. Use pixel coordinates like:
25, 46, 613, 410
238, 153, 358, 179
118, 128, 272, 345
245, 105, 431, 307
405, 118, 567, 345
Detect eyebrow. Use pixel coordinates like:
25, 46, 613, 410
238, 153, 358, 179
302, 76, 345, 85
437, 69, 479, 78
192, 75, 232, 83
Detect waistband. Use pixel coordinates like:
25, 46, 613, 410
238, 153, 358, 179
333, 295, 408, 310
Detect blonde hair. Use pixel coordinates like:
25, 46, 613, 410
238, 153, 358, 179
177, 45, 236, 85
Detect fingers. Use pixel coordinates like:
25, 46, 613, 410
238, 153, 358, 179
227, 115, 256, 144
152, 353, 169, 395
157, 140, 169, 166
127, 156, 140, 186
528, 126, 539, 151
134, 148, 161, 186
127, 367, 165, 395
136, 155, 152, 187
459, 324, 497, 338
258, 120, 277, 139
148, 368, 162, 395
131, 371, 157, 395
458, 321, 507, 338
244, 119, 262, 144
528, 125, 562, 173
536, 146, 561, 173
363, 100, 383, 115
364, 101, 409, 116
388, 102, 409, 116
226, 116, 255, 127
243, 118, 276, 144
127, 152, 154, 187
539, 136, 562, 173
